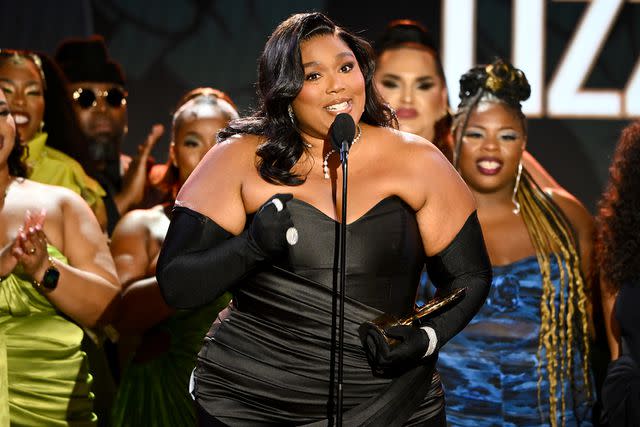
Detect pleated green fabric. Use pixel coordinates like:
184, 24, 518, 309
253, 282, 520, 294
111, 293, 231, 427
0, 246, 96, 426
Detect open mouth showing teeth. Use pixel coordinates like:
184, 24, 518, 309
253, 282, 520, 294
477, 160, 501, 170
13, 114, 29, 125
325, 101, 350, 112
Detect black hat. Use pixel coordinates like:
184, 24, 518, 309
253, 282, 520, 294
54, 35, 125, 86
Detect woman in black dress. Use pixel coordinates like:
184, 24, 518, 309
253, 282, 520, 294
157, 12, 491, 425
597, 121, 640, 426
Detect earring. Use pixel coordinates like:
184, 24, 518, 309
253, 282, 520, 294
39, 121, 45, 132
511, 161, 523, 215
287, 104, 295, 126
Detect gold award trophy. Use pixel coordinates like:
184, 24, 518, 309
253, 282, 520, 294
358, 287, 467, 347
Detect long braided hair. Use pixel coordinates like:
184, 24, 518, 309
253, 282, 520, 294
452, 59, 592, 426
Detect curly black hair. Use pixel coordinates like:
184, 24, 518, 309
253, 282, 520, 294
218, 12, 395, 186
596, 121, 640, 291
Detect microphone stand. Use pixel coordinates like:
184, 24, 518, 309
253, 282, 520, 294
336, 139, 349, 427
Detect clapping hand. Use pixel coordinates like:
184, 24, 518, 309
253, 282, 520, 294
116, 124, 164, 214
12, 209, 49, 280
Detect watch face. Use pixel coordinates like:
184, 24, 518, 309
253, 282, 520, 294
42, 267, 60, 290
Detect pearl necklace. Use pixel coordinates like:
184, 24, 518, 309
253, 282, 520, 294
322, 125, 362, 179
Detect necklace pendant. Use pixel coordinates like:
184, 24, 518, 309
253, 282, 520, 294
319, 125, 361, 180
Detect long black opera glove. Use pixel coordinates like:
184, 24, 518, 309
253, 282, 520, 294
361, 211, 491, 376
156, 194, 294, 309
363, 324, 431, 377
421, 210, 492, 350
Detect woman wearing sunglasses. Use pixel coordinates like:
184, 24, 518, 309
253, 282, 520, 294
0, 49, 108, 229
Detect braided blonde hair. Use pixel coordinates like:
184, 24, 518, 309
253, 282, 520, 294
452, 58, 592, 426
517, 171, 592, 426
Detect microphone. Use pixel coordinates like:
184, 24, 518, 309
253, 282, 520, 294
328, 113, 356, 425
329, 113, 356, 157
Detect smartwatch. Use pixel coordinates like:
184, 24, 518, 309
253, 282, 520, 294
32, 256, 60, 291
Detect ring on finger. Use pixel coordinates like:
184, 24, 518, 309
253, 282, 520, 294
27, 247, 36, 255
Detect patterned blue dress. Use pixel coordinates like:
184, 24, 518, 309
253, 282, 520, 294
437, 255, 593, 426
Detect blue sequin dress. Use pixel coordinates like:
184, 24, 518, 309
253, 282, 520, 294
437, 255, 593, 427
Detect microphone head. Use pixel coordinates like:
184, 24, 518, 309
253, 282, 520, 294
329, 113, 356, 152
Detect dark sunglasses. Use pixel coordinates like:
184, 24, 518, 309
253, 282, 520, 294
72, 87, 127, 109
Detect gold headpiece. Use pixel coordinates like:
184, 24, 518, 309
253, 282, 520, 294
0, 49, 47, 89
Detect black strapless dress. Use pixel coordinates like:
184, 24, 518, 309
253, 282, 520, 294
193, 196, 445, 426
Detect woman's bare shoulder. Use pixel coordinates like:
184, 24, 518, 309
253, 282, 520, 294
202, 133, 262, 168
373, 126, 449, 160
116, 206, 166, 232
17, 178, 84, 209
548, 188, 594, 236
176, 134, 263, 232
180, 133, 262, 194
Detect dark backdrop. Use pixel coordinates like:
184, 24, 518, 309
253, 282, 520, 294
3, 0, 640, 212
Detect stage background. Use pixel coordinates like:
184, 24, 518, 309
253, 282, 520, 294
3, 0, 640, 212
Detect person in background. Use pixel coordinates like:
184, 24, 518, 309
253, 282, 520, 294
55, 35, 164, 234
596, 120, 640, 427
373, 19, 562, 188
0, 47, 124, 425
437, 58, 594, 426
0, 49, 107, 228
109, 88, 237, 427
374, 19, 451, 161
0, 89, 120, 425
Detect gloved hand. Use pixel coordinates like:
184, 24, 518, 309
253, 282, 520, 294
362, 324, 431, 376
247, 193, 295, 259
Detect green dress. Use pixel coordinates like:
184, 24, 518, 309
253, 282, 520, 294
26, 132, 106, 215
0, 247, 96, 426
111, 293, 231, 427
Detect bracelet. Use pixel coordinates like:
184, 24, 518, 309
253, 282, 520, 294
420, 326, 438, 358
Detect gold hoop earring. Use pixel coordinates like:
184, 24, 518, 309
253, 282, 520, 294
512, 161, 523, 215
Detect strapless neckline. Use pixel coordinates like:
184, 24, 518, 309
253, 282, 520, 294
492, 255, 539, 271
289, 195, 407, 226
